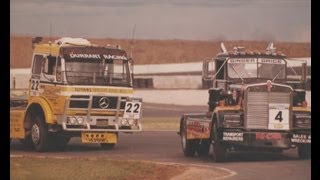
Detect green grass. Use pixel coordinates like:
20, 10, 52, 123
141, 117, 180, 131
11, 157, 185, 180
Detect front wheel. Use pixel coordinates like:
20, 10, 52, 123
298, 144, 311, 159
181, 119, 197, 157
212, 124, 227, 162
31, 115, 49, 152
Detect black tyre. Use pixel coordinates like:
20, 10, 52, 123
298, 144, 311, 159
212, 124, 227, 162
100, 143, 116, 150
197, 140, 210, 157
31, 115, 49, 152
181, 119, 197, 157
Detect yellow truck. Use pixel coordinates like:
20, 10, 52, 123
10, 37, 142, 151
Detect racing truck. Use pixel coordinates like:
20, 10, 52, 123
179, 43, 311, 162
10, 37, 142, 152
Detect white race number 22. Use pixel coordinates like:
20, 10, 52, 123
123, 102, 142, 119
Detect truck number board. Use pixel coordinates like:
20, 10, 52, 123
268, 103, 289, 130
123, 102, 142, 119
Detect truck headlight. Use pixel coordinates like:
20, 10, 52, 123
128, 119, 134, 126
77, 117, 84, 124
293, 114, 311, 128
121, 119, 128, 126
223, 114, 243, 127
68, 117, 77, 124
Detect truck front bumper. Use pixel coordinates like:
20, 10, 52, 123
58, 96, 143, 133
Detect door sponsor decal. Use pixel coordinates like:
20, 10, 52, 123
222, 132, 243, 141
291, 134, 311, 144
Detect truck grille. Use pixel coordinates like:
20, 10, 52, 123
69, 95, 126, 110
247, 92, 268, 129
245, 86, 291, 129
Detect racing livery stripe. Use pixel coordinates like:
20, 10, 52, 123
38, 83, 133, 96
61, 86, 133, 94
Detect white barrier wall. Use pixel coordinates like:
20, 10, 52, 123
10, 68, 31, 89
153, 75, 202, 89
133, 58, 311, 75
10, 58, 311, 90
134, 62, 202, 75
15, 74, 31, 89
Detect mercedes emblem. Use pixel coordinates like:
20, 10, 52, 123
99, 97, 109, 109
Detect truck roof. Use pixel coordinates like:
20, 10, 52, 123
215, 42, 287, 59
33, 37, 124, 57
215, 51, 287, 59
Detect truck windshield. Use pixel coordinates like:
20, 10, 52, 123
62, 47, 131, 87
227, 58, 286, 80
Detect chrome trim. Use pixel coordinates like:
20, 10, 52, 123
245, 82, 293, 91
245, 82, 292, 130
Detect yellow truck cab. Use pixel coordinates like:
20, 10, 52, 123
10, 37, 142, 151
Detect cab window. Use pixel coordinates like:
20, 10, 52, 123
32, 55, 44, 75
43, 56, 57, 75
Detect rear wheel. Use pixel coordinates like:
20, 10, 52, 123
212, 124, 227, 162
298, 144, 311, 159
181, 119, 197, 157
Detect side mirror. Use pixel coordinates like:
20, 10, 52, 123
32, 37, 43, 49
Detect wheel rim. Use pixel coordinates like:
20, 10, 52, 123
31, 123, 40, 145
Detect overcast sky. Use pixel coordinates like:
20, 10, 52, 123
10, 0, 311, 42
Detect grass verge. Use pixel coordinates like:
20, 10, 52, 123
10, 157, 186, 180
142, 117, 180, 131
